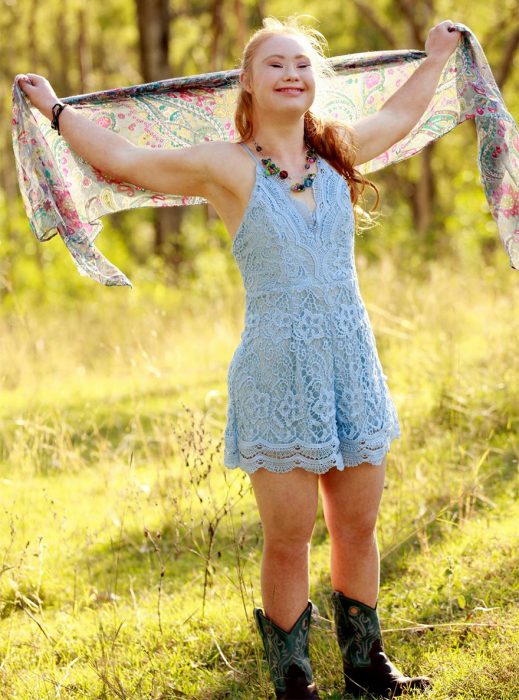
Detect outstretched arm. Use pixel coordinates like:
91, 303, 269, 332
17, 73, 221, 198
351, 20, 461, 166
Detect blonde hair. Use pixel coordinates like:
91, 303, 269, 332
234, 14, 379, 217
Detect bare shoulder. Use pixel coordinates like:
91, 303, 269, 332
198, 140, 254, 194
201, 140, 259, 240
160, 139, 258, 240
165, 138, 253, 198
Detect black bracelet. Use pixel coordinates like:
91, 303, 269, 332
50, 102, 67, 136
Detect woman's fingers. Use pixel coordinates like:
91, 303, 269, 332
17, 74, 35, 91
17, 73, 43, 86
15, 74, 58, 117
425, 20, 460, 58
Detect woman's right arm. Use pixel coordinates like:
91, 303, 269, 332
17, 73, 220, 198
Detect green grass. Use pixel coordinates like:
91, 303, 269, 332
0, 252, 518, 698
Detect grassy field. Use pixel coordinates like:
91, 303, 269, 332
0, 252, 518, 699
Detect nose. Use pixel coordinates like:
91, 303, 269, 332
283, 63, 299, 80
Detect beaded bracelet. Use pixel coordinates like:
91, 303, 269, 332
50, 102, 67, 136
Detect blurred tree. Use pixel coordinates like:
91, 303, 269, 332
77, 5, 93, 94
210, 0, 226, 69
235, 0, 248, 50
135, 0, 185, 268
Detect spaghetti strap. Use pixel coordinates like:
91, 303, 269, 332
239, 142, 261, 164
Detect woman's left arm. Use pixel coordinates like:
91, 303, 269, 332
352, 21, 461, 166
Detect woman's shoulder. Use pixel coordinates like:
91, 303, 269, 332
192, 139, 251, 160
194, 139, 257, 196
188, 140, 260, 227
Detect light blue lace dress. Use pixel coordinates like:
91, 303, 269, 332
223, 143, 400, 474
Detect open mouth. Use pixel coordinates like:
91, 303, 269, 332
276, 88, 304, 94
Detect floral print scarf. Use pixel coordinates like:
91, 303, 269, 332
11, 23, 518, 287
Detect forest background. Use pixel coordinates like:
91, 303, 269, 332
0, 1, 518, 698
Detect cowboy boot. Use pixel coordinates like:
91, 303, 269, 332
332, 591, 431, 698
254, 600, 320, 699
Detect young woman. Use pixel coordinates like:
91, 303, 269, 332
19, 15, 460, 699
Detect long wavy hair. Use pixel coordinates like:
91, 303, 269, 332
234, 15, 379, 220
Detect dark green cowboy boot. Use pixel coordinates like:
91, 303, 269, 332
332, 592, 431, 698
254, 600, 320, 699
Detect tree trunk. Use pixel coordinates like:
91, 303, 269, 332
496, 25, 519, 88
56, 5, 71, 95
135, 0, 170, 82
134, 0, 184, 268
77, 6, 93, 95
234, 0, 247, 54
410, 144, 435, 234
251, 0, 266, 26
210, 0, 225, 70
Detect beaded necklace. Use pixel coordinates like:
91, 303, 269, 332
252, 139, 317, 192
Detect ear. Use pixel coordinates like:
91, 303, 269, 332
239, 71, 251, 93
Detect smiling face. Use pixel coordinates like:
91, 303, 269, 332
240, 33, 317, 119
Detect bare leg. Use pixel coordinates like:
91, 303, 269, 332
319, 456, 386, 606
249, 466, 320, 631
322, 456, 431, 694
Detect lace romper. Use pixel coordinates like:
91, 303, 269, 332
223, 142, 401, 474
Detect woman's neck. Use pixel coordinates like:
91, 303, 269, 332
251, 117, 307, 162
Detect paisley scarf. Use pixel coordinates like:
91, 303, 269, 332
11, 23, 518, 287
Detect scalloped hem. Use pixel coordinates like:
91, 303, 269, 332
223, 425, 400, 475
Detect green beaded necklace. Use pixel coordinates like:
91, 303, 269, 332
252, 139, 317, 192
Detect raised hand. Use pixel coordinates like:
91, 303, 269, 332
16, 73, 60, 120
425, 20, 461, 62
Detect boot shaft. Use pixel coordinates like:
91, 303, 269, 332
331, 591, 431, 697
254, 601, 316, 698
331, 591, 383, 667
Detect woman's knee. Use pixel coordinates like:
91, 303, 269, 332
263, 533, 312, 560
259, 502, 317, 562
328, 510, 379, 546
263, 513, 315, 546
327, 508, 378, 545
